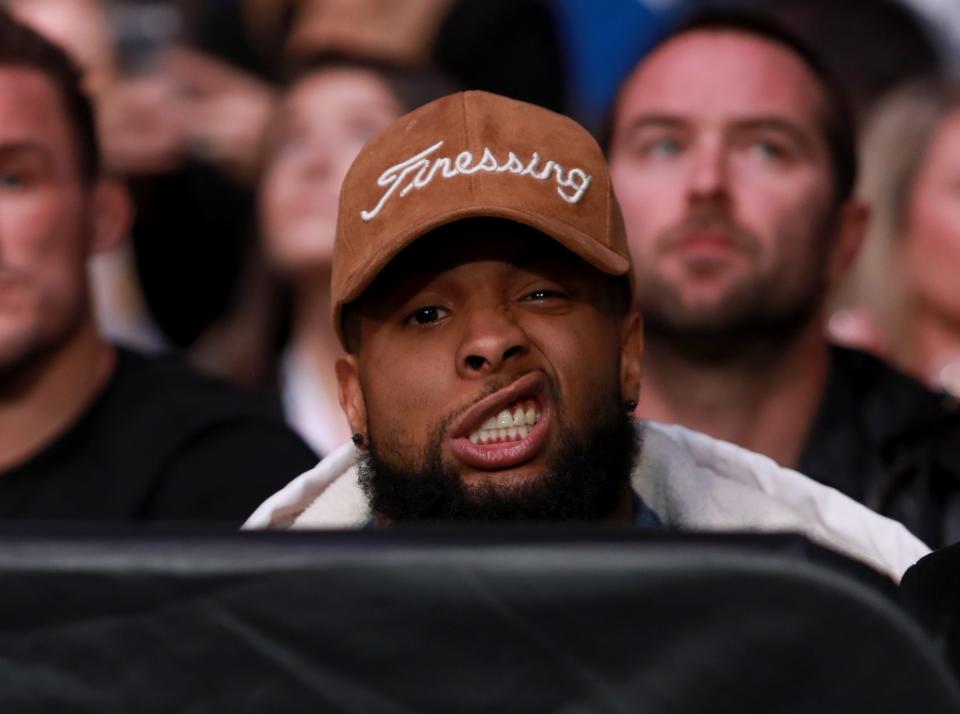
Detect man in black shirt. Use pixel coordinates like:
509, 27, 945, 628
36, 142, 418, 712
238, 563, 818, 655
605, 12, 960, 546
0, 11, 316, 522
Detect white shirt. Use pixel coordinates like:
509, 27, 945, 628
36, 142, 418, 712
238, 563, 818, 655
280, 345, 351, 457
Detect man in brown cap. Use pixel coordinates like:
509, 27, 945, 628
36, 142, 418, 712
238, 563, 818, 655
331, 89, 644, 525
246, 90, 928, 581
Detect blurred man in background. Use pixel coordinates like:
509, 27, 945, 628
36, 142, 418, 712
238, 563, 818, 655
0, 11, 316, 522
607, 12, 960, 547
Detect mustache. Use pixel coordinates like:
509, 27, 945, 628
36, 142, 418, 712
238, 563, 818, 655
437, 370, 559, 438
654, 209, 762, 257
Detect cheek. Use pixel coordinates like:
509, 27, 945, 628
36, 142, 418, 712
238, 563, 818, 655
529, 315, 622, 414
259, 169, 294, 241
0, 195, 87, 282
0, 200, 89, 344
360, 341, 453, 444
731, 171, 833, 265
731, 167, 825, 230
904, 192, 960, 313
611, 162, 685, 254
331, 142, 363, 185
259, 169, 337, 271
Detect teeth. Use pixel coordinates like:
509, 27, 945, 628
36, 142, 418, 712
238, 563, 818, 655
467, 399, 542, 445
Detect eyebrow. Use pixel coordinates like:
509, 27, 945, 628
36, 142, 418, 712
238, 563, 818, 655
619, 113, 818, 153
0, 141, 54, 166
730, 117, 817, 154
619, 114, 687, 137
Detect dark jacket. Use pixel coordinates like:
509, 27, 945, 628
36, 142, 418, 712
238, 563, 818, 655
798, 346, 960, 548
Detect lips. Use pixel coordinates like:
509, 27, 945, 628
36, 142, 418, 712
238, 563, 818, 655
671, 231, 743, 254
449, 372, 553, 471
680, 231, 735, 246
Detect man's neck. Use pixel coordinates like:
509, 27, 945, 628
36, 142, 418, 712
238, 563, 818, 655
604, 482, 638, 525
638, 317, 830, 469
0, 322, 116, 471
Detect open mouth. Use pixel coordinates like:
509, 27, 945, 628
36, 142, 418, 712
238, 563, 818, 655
467, 399, 541, 445
450, 373, 552, 471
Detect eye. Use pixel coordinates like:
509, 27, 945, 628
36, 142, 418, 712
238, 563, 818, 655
348, 117, 389, 143
405, 305, 449, 326
0, 172, 26, 189
523, 288, 566, 301
750, 140, 783, 158
642, 136, 684, 159
742, 136, 796, 164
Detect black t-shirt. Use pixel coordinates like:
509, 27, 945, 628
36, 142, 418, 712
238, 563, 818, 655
0, 349, 318, 523
798, 345, 960, 547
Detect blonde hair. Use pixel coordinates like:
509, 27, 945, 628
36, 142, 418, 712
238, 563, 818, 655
844, 77, 960, 363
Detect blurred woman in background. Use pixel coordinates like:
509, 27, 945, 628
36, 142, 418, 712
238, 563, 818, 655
256, 60, 453, 454
836, 77, 960, 397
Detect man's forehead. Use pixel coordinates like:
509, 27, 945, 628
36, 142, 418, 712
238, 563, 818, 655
286, 67, 394, 114
617, 30, 826, 129
0, 67, 66, 130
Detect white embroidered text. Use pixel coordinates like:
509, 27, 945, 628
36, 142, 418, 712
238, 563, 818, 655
360, 140, 592, 221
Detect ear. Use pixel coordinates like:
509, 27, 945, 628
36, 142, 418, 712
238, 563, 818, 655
89, 179, 133, 256
826, 199, 869, 289
619, 309, 644, 405
336, 354, 368, 439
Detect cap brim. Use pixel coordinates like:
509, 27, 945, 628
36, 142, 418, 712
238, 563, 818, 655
334, 204, 633, 347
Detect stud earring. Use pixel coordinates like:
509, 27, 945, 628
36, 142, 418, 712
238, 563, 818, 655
625, 399, 638, 413
352, 433, 365, 446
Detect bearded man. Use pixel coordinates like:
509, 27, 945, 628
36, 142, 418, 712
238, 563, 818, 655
245, 88, 927, 582
606, 12, 960, 547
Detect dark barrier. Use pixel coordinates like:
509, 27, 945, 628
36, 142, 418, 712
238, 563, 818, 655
0, 527, 953, 713
902, 542, 960, 680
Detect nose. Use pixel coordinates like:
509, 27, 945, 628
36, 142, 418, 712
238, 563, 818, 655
299, 140, 335, 180
687, 138, 728, 202
456, 304, 530, 378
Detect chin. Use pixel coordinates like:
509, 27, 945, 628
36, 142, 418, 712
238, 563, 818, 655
460, 464, 545, 490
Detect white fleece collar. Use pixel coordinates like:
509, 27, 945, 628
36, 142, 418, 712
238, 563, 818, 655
243, 421, 929, 581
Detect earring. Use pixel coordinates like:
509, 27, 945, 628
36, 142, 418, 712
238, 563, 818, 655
352, 433, 365, 446
625, 399, 638, 413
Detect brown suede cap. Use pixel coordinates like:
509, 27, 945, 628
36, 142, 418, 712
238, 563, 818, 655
332, 90, 633, 345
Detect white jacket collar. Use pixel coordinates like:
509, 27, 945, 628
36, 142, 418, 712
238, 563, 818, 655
243, 421, 929, 581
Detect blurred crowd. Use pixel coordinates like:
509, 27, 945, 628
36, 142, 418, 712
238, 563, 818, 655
1, 0, 959, 533
14, 0, 960, 387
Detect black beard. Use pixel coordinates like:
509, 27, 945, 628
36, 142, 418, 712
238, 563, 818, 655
635, 205, 833, 364
640, 281, 824, 365
358, 397, 641, 523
